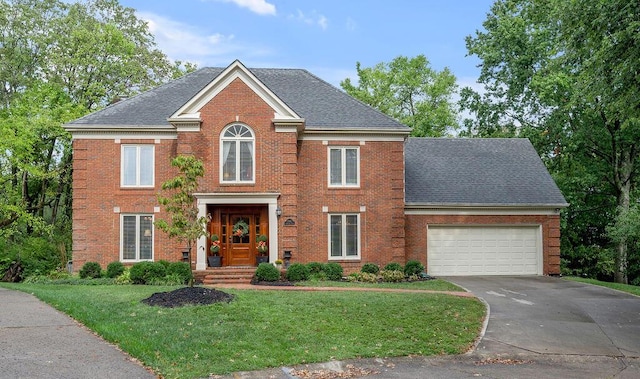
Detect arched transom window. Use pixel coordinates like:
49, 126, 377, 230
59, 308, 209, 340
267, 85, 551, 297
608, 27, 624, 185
220, 124, 255, 183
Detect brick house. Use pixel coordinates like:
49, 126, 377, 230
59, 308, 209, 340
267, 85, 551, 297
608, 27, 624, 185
64, 60, 567, 276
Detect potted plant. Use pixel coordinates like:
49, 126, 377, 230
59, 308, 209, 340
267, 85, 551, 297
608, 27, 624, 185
275, 259, 283, 269
208, 234, 222, 267
256, 234, 269, 264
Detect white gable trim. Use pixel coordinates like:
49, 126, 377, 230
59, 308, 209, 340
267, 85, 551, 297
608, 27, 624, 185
168, 60, 302, 130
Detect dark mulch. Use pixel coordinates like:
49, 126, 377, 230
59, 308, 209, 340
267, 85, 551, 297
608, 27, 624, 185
141, 287, 235, 308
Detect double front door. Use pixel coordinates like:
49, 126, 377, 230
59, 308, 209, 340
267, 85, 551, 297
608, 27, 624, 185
208, 206, 268, 266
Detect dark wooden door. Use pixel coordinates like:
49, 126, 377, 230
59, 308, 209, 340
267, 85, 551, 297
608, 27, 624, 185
209, 206, 268, 266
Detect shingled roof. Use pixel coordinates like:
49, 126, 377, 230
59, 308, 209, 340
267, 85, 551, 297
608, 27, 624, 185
66, 65, 409, 131
405, 138, 568, 207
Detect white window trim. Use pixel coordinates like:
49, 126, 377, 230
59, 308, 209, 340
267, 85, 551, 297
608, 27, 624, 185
120, 214, 154, 262
120, 145, 155, 188
328, 213, 361, 260
327, 146, 360, 188
219, 124, 256, 184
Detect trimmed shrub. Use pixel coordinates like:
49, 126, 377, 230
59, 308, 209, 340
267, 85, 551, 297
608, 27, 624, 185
323, 262, 343, 281
361, 263, 380, 274
380, 270, 405, 282
166, 261, 193, 284
129, 261, 166, 284
404, 260, 425, 276
384, 262, 403, 272
115, 269, 132, 285
106, 261, 125, 278
347, 272, 378, 283
286, 263, 310, 281
306, 262, 325, 274
79, 262, 102, 279
255, 262, 280, 282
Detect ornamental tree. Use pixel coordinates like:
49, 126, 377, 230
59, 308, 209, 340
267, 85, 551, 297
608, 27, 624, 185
156, 155, 206, 285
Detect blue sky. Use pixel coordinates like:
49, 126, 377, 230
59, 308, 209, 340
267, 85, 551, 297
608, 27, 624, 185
119, 0, 494, 89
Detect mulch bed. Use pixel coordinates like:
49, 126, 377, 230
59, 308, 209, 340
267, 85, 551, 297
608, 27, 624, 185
141, 287, 234, 308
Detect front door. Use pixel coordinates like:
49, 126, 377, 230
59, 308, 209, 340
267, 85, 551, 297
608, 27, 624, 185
209, 206, 268, 266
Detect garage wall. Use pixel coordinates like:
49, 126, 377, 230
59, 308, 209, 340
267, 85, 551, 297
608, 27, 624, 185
404, 213, 561, 275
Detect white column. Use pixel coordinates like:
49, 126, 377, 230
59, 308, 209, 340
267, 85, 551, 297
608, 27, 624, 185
196, 201, 207, 270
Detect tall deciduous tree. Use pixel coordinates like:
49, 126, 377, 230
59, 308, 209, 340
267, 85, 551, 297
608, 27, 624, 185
341, 55, 459, 137
461, 0, 640, 283
0, 0, 194, 260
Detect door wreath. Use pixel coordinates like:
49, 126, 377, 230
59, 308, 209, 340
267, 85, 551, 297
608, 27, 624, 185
232, 219, 249, 238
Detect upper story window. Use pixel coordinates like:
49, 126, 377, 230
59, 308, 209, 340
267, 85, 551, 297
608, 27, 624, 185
328, 147, 359, 187
220, 124, 255, 183
121, 145, 154, 187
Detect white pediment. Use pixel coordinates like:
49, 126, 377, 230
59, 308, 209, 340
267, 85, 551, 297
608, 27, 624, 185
168, 60, 302, 129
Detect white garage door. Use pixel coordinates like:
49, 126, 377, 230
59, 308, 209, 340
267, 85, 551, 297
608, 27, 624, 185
427, 226, 541, 276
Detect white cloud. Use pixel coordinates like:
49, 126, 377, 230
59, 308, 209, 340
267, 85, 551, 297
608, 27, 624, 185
138, 11, 270, 66
214, 0, 276, 16
288, 9, 329, 30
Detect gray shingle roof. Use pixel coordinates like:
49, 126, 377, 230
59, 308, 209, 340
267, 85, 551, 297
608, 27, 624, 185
405, 138, 568, 207
66, 66, 409, 131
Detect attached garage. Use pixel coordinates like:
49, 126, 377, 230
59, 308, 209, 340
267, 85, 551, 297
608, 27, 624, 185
404, 138, 569, 276
427, 226, 542, 276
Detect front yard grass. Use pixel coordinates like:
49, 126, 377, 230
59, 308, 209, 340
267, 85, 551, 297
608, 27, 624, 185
565, 277, 640, 296
297, 278, 464, 291
2, 283, 484, 378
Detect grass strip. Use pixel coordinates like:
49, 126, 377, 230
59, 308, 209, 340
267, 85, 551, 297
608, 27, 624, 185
564, 277, 640, 296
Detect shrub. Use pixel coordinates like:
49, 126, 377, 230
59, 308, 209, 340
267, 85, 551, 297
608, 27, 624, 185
106, 261, 125, 278
129, 261, 166, 284
166, 261, 193, 284
323, 262, 343, 281
384, 262, 403, 272
286, 263, 310, 281
306, 262, 325, 274
115, 268, 132, 285
404, 260, 425, 276
347, 272, 378, 283
255, 262, 280, 282
380, 270, 405, 282
149, 273, 184, 286
361, 263, 380, 274
79, 262, 102, 279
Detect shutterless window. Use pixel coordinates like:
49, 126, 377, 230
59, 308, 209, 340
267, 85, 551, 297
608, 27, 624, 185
329, 214, 360, 259
328, 147, 359, 187
121, 214, 153, 261
220, 124, 254, 183
122, 145, 154, 187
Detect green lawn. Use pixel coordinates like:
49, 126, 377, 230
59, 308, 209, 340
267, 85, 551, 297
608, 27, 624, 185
1, 283, 484, 378
297, 279, 464, 291
565, 277, 640, 296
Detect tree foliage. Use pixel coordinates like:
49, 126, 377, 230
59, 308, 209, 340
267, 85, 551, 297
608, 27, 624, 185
155, 155, 207, 276
461, 0, 640, 283
341, 55, 459, 136
0, 0, 194, 271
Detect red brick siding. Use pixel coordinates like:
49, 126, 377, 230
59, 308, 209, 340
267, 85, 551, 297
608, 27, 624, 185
296, 140, 406, 274
404, 214, 561, 275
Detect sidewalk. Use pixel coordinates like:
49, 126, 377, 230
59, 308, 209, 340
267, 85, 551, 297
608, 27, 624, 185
0, 287, 155, 379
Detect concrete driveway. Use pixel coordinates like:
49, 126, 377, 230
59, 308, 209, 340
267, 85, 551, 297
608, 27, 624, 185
446, 276, 640, 358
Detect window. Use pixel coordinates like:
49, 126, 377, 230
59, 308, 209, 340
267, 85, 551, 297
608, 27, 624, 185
328, 147, 359, 187
122, 145, 154, 187
121, 214, 153, 261
221, 124, 254, 183
329, 214, 360, 259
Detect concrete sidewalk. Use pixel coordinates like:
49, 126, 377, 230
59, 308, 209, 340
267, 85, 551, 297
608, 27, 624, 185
0, 287, 155, 379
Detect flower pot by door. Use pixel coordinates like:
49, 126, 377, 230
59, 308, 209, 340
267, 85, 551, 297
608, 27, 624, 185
256, 255, 269, 265
208, 256, 222, 267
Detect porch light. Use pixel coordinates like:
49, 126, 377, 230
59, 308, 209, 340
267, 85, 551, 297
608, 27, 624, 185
276, 206, 282, 217
181, 247, 190, 262
283, 250, 292, 268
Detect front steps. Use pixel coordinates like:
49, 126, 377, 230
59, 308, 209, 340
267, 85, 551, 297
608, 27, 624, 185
199, 266, 256, 285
